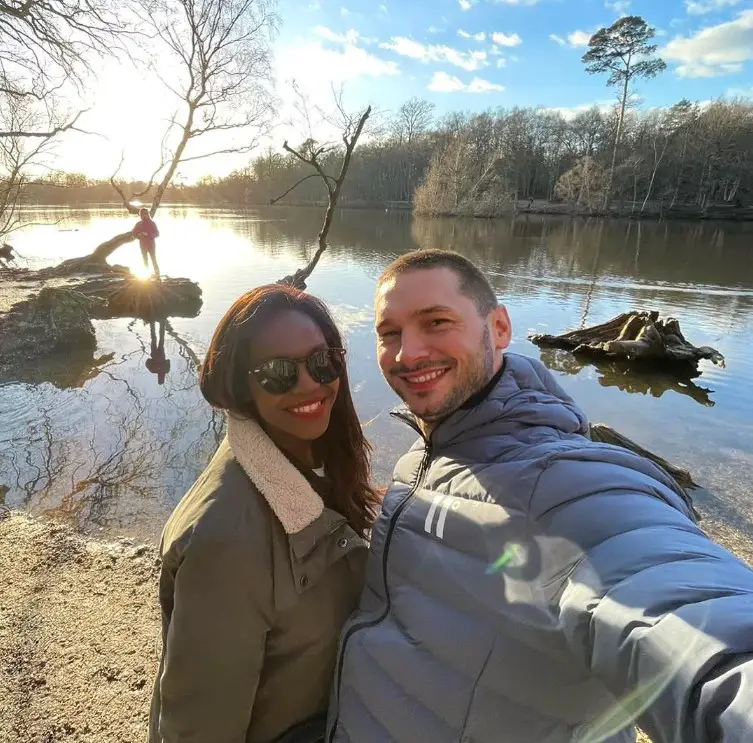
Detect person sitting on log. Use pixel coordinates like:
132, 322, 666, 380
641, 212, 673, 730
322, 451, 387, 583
132, 208, 161, 280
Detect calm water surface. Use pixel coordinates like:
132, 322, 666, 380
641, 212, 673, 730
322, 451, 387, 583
1, 206, 752, 541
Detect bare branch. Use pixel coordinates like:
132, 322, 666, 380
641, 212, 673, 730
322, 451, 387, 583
270, 173, 324, 204
0, 109, 87, 138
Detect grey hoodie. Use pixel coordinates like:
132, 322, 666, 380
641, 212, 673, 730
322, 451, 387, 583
327, 353, 753, 743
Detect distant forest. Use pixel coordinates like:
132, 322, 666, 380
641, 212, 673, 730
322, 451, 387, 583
25, 96, 753, 220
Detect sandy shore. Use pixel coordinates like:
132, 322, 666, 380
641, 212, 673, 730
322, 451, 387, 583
0, 513, 160, 743
1, 510, 751, 743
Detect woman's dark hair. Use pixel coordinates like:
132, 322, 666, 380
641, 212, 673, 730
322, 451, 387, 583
200, 284, 379, 536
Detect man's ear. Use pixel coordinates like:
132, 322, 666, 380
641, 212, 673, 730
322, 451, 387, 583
489, 305, 512, 351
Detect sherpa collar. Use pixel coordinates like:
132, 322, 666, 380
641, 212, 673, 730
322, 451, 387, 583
226, 415, 324, 534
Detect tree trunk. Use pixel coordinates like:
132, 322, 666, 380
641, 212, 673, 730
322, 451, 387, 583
90, 231, 136, 262
604, 74, 630, 212
529, 310, 725, 370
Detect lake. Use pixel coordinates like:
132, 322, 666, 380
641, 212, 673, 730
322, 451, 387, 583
1, 206, 752, 542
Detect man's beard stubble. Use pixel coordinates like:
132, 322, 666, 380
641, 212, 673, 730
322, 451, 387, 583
390, 325, 495, 424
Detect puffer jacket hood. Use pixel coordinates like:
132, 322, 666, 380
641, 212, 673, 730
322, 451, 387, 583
327, 353, 753, 743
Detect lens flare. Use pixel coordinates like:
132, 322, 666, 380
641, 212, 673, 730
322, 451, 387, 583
486, 543, 524, 574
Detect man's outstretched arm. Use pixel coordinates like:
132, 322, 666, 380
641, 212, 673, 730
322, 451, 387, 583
531, 455, 753, 743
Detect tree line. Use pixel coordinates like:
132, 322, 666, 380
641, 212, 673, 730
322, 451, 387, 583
35, 94, 750, 220
6, 10, 753, 233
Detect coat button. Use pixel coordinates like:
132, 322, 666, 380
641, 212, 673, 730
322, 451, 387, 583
299, 575, 309, 588
338, 538, 348, 549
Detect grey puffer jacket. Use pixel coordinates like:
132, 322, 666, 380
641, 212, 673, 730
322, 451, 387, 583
327, 353, 753, 743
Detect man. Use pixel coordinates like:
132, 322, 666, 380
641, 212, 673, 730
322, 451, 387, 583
133, 207, 161, 279
327, 250, 753, 743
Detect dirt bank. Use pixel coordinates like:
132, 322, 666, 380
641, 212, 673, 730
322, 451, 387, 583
1, 509, 751, 743
0, 513, 160, 743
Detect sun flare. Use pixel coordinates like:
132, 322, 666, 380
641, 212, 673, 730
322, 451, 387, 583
132, 263, 154, 280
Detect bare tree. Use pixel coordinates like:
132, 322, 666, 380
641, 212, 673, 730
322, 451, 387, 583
0, 95, 62, 241
272, 89, 371, 289
583, 16, 666, 210
0, 0, 131, 241
0, 0, 128, 136
97, 0, 278, 261
392, 97, 435, 144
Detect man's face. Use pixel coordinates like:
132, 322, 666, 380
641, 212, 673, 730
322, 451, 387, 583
375, 267, 512, 426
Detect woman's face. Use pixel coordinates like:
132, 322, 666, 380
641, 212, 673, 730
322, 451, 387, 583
248, 309, 341, 443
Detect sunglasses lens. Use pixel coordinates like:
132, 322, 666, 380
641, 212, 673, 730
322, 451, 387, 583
254, 359, 298, 394
308, 349, 344, 384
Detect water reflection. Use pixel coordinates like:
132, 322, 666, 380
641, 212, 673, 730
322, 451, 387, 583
3, 206, 753, 538
146, 320, 171, 385
0, 321, 224, 539
539, 349, 716, 408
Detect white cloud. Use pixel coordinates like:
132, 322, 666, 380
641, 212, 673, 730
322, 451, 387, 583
663, 9, 753, 78
459, 0, 475, 9
685, 0, 740, 16
428, 25, 441, 33
314, 26, 359, 44
429, 71, 467, 92
381, 37, 489, 71
379, 4, 388, 14
428, 71, 504, 93
468, 77, 505, 92
496, 58, 507, 68
314, 26, 378, 46
458, 29, 487, 41
340, 6, 350, 16
492, 0, 540, 5
545, 101, 614, 120
606, 0, 631, 16
307, 1, 321, 9
727, 85, 753, 96
491, 32, 523, 47
550, 30, 593, 48
568, 30, 593, 47
278, 40, 399, 98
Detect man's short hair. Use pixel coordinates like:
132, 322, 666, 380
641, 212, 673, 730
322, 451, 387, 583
378, 249, 498, 316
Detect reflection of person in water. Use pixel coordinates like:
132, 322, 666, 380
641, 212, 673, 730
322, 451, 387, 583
146, 320, 171, 385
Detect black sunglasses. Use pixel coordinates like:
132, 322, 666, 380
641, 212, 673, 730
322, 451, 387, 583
250, 348, 346, 395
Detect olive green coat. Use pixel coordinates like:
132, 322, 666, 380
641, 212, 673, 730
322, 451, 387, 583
148, 415, 368, 743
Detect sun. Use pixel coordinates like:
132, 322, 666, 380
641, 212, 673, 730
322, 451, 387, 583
132, 263, 154, 280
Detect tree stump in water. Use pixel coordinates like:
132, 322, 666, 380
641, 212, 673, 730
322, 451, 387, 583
529, 311, 725, 371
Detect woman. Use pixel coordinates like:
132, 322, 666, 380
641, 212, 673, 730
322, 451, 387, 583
149, 284, 380, 743
133, 207, 160, 279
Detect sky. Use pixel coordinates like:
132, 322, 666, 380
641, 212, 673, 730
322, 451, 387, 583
51, 0, 753, 181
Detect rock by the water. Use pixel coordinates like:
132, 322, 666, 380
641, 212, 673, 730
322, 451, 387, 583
0, 288, 97, 382
0, 263, 202, 385
103, 277, 202, 320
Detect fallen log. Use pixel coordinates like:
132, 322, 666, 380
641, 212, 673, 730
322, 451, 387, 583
529, 311, 725, 371
589, 423, 701, 520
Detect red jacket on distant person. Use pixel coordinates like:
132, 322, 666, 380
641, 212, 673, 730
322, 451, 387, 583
133, 213, 159, 249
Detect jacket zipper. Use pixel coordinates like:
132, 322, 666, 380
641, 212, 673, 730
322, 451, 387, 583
328, 433, 433, 742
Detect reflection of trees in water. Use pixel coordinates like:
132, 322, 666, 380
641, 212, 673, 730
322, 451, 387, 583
230, 207, 753, 297
0, 322, 225, 535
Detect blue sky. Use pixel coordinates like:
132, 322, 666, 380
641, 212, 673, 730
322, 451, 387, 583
275, 0, 753, 119
54, 0, 753, 179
